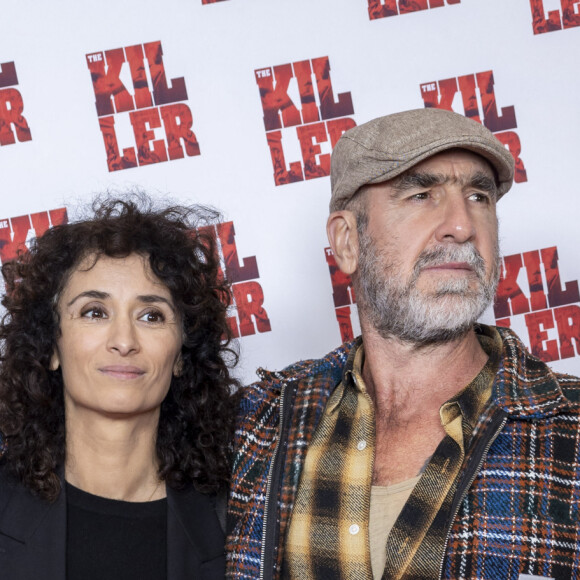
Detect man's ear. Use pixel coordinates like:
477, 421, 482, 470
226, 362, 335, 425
327, 210, 359, 275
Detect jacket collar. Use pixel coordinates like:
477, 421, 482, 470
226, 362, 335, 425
0, 470, 225, 579
492, 325, 574, 418
257, 326, 576, 420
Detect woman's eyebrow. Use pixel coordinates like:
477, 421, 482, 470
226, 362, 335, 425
66, 290, 109, 307
137, 294, 177, 312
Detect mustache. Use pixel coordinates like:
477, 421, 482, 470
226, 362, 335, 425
412, 243, 487, 280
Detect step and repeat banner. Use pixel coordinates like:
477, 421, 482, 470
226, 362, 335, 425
1, 0, 579, 382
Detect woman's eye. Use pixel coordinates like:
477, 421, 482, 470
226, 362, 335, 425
139, 310, 165, 323
81, 306, 107, 319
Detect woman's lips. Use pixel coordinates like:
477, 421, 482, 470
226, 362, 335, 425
99, 365, 146, 379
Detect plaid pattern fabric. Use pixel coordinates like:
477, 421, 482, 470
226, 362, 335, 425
282, 328, 500, 580
282, 346, 375, 579
226, 326, 580, 580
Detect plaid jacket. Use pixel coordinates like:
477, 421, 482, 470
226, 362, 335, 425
226, 327, 580, 580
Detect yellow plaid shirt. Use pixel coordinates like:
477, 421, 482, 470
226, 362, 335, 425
282, 326, 501, 580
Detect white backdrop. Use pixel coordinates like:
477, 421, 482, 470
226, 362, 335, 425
1, 0, 579, 382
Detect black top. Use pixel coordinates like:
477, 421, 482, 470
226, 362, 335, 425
66, 482, 167, 580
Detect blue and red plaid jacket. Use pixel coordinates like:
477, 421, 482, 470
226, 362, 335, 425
226, 326, 580, 580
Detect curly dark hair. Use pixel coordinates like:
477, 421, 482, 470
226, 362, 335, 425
0, 194, 238, 501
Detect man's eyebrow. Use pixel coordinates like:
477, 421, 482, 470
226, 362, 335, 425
391, 172, 444, 193
390, 170, 498, 198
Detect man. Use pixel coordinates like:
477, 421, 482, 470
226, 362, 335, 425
226, 109, 580, 580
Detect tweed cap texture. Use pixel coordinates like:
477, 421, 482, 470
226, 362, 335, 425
330, 108, 515, 211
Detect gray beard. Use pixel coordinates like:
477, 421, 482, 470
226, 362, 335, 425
354, 232, 500, 345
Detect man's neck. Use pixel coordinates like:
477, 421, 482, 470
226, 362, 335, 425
360, 323, 488, 421
359, 323, 489, 486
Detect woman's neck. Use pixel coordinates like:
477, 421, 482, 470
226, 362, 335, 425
64, 408, 166, 502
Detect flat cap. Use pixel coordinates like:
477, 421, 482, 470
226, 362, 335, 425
330, 108, 515, 211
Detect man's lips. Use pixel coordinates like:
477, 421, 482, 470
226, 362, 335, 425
422, 261, 474, 272
99, 365, 146, 379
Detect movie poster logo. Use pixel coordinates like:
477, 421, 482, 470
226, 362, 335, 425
368, 0, 460, 20
86, 42, 199, 172
255, 57, 357, 186
496, 246, 580, 363
0, 208, 68, 266
0, 62, 32, 147
530, 0, 580, 34
420, 70, 527, 183
325, 247, 360, 343
201, 221, 272, 339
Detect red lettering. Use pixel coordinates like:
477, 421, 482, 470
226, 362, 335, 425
125, 44, 153, 110
368, 0, 398, 18
522, 250, 548, 311
494, 253, 530, 317
216, 222, 259, 283
130, 107, 168, 166
143, 41, 188, 106
553, 305, 580, 359
561, 0, 580, 28
457, 75, 480, 122
159, 103, 200, 159
325, 247, 355, 308
0, 88, 32, 145
297, 122, 330, 179
476, 71, 517, 132
336, 306, 355, 343
0, 209, 68, 264
525, 309, 559, 362
256, 64, 302, 131
0, 62, 18, 88
231, 282, 272, 336
422, 78, 458, 110
98, 116, 137, 172
293, 60, 319, 125
87, 48, 135, 117
541, 246, 580, 307
530, 0, 563, 33
266, 130, 304, 186
326, 117, 357, 147
494, 131, 528, 183
312, 57, 354, 121
399, 0, 428, 14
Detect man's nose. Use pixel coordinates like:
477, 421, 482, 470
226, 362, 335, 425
433, 196, 476, 244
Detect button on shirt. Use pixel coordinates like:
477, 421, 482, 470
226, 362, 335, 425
282, 325, 501, 580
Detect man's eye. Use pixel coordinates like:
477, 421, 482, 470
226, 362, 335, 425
469, 192, 490, 203
410, 192, 429, 201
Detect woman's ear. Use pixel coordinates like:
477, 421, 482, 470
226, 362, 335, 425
326, 211, 359, 275
49, 350, 60, 371
173, 355, 183, 378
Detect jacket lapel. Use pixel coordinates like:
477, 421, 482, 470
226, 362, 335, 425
0, 471, 66, 580
167, 484, 225, 580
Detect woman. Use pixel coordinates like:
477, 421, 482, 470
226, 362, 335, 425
0, 196, 236, 579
